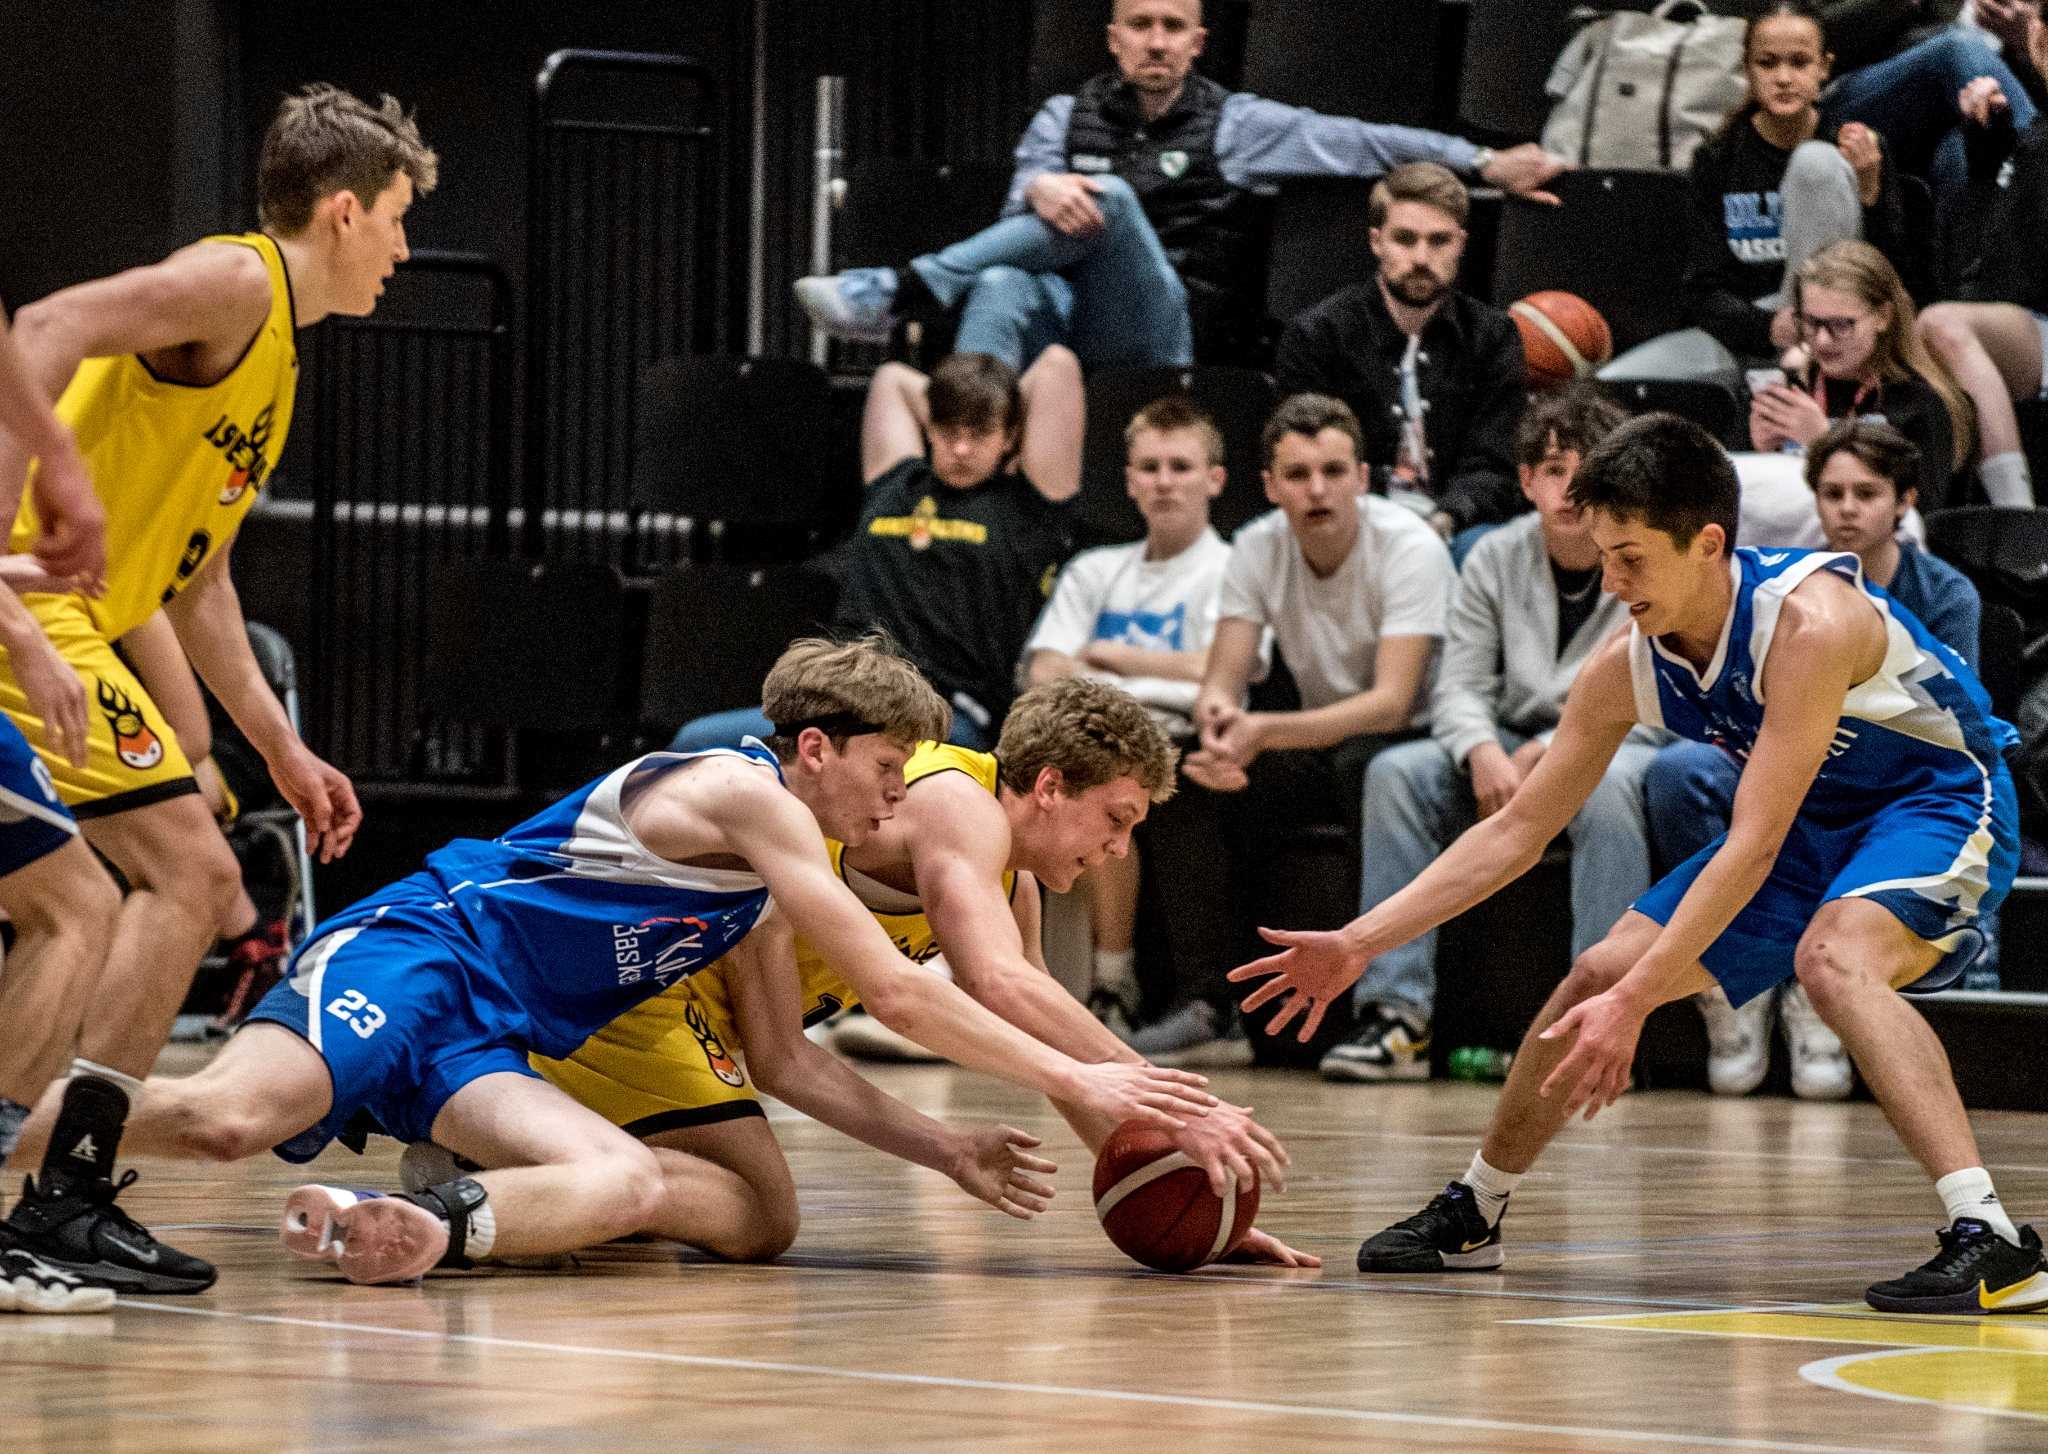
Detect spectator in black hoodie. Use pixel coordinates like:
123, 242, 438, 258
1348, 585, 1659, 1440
1603, 2, 1929, 389
1273, 163, 1526, 561
1917, 4, 2048, 508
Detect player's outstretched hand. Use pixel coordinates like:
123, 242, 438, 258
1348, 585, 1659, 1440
1537, 987, 1645, 1120
1228, 926, 1370, 1043
1169, 1101, 1290, 1198
951, 1124, 1058, 1221
1074, 1059, 1216, 1133
269, 741, 364, 862
1219, 1227, 1322, 1268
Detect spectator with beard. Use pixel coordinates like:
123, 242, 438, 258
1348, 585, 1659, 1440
1273, 163, 1526, 562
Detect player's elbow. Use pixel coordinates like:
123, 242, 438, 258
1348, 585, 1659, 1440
859, 980, 932, 1047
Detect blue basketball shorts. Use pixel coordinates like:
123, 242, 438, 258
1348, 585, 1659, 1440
1634, 761, 2020, 1007
243, 904, 542, 1162
0, 715, 79, 878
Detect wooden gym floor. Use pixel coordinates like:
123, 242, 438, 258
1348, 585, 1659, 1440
5, 1050, 2047, 1452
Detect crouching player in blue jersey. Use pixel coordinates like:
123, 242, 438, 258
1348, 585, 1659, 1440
1232, 414, 2044, 1315
11, 636, 1219, 1286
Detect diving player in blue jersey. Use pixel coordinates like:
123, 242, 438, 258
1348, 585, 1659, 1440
1231, 414, 2045, 1315
11, 636, 1218, 1286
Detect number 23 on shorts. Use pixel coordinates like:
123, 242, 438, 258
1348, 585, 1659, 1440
326, 988, 386, 1039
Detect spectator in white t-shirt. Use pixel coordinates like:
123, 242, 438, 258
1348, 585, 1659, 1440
1024, 395, 1253, 1036
1130, 393, 1455, 1063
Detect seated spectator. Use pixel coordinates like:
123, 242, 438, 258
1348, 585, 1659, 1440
1272, 163, 1526, 560
1023, 395, 1247, 1033
1604, 2, 1930, 388
1751, 240, 1975, 510
1126, 393, 1453, 1062
671, 350, 1080, 753
797, 0, 1565, 370
1917, 3, 2048, 507
1321, 387, 1661, 1082
1822, 8, 2039, 213
1646, 419, 1983, 1103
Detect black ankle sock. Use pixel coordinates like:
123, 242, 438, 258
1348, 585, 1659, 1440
891, 263, 940, 315
41, 1075, 128, 1188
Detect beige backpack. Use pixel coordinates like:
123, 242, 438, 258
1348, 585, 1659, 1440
1542, 0, 1752, 171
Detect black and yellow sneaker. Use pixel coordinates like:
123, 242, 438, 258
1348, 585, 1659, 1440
2, 1172, 216, 1295
1865, 1220, 2048, 1314
1357, 1180, 1505, 1272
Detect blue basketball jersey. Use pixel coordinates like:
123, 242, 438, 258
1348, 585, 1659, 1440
1628, 549, 2018, 819
309, 743, 779, 1058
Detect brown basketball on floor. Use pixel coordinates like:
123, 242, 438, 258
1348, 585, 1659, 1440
1092, 1119, 1259, 1272
1509, 290, 1613, 387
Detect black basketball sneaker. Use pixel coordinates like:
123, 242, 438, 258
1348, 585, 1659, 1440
1357, 1180, 1506, 1272
1865, 1219, 2048, 1314
1, 1171, 216, 1294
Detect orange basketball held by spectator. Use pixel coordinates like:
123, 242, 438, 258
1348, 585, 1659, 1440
1510, 291, 1613, 387
1092, 1119, 1259, 1272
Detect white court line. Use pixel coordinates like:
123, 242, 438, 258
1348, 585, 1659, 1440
1800, 1347, 2048, 1423
119, 1299, 1923, 1453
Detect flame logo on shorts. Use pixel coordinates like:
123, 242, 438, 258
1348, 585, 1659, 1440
96, 679, 164, 770
683, 997, 746, 1088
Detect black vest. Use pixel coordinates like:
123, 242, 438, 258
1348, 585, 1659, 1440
1064, 72, 1273, 363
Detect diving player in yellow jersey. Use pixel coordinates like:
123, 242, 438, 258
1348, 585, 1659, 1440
0, 85, 437, 1295
519, 679, 1316, 1266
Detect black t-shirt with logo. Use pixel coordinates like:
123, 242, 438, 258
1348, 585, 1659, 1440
831, 457, 1076, 729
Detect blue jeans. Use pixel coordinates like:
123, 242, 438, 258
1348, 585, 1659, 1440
1642, 739, 2002, 988
1351, 734, 1661, 1021
667, 705, 993, 755
910, 175, 1193, 370
1825, 30, 2039, 208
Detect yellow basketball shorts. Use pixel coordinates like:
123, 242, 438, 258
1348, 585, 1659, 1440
531, 976, 765, 1138
0, 596, 196, 816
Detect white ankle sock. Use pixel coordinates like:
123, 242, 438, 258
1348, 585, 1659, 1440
463, 1196, 497, 1261
1980, 451, 2034, 508
1936, 1167, 2020, 1244
1464, 1151, 1521, 1226
70, 1058, 143, 1098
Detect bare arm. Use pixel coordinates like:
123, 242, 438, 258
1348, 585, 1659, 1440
1025, 647, 1083, 687
1078, 639, 1209, 683
860, 362, 929, 485
1193, 616, 1263, 732
1232, 640, 1641, 1042
0, 301, 103, 590
120, 610, 210, 763
1014, 345, 1083, 503
726, 924, 1056, 1219
706, 779, 1216, 1126
164, 545, 361, 860
1243, 633, 1438, 754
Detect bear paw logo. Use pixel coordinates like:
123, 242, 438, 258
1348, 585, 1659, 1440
96, 679, 164, 770
684, 998, 747, 1088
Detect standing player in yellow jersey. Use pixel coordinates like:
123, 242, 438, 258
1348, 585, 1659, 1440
0, 85, 436, 1295
523, 679, 1314, 1266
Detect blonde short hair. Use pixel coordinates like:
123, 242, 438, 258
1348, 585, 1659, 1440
760, 634, 950, 759
259, 84, 439, 234
1125, 395, 1225, 468
996, 678, 1178, 803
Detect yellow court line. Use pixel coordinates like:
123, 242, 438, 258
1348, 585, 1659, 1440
1516, 1305, 2048, 1355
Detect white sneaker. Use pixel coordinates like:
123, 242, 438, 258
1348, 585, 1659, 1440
829, 1011, 941, 1063
1780, 983, 1853, 1101
1695, 984, 1773, 1096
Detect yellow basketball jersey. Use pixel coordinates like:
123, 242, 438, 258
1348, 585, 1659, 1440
16, 232, 298, 639
681, 741, 1015, 1046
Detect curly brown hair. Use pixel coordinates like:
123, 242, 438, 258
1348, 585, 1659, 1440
996, 678, 1178, 803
